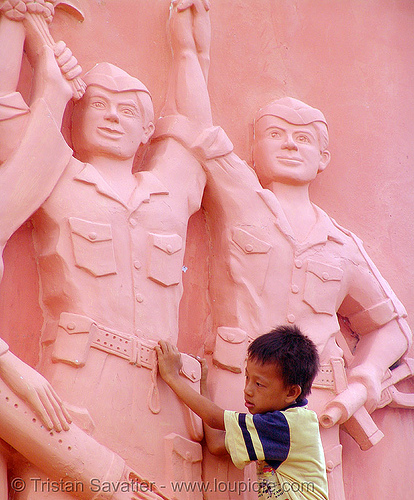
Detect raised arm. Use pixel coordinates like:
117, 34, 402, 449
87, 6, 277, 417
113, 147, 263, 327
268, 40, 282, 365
0, 16, 25, 97
162, 0, 213, 128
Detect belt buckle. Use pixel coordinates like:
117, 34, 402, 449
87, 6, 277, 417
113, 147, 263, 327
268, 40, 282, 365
132, 338, 157, 369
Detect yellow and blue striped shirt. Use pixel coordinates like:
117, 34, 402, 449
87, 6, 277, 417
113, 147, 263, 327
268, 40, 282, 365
224, 401, 328, 500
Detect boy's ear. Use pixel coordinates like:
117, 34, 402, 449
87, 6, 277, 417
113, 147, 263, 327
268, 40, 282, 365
286, 385, 302, 403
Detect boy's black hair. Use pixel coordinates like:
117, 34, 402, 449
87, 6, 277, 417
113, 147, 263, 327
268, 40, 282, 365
247, 325, 319, 402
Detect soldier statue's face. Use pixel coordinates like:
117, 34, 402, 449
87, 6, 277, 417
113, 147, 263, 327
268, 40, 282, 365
73, 85, 153, 161
252, 115, 330, 188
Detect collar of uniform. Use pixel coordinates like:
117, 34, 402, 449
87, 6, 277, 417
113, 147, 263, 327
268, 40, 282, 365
130, 170, 169, 208
74, 163, 169, 208
74, 162, 126, 206
256, 189, 346, 251
306, 205, 347, 249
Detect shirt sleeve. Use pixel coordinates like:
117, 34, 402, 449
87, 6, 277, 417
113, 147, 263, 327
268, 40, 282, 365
334, 223, 409, 335
153, 114, 233, 161
0, 92, 29, 122
0, 97, 73, 247
224, 410, 290, 470
0, 338, 9, 356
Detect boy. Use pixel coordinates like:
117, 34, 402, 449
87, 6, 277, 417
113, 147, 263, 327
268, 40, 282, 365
156, 325, 329, 500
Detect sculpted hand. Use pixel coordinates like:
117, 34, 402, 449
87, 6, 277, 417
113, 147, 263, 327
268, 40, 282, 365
32, 44, 73, 108
347, 364, 382, 413
0, 350, 72, 431
169, 0, 211, 59
54, 40, 83, 88
173, 0, 210, 11
156, 340, 183, 384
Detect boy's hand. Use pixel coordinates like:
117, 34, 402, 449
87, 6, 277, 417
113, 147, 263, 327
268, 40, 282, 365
156, 340, 183, 384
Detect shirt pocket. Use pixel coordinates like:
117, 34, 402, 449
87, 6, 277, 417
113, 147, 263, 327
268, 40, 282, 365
230, 227, 272, 294
303, 259, 343, 315
147, 233, 183, 287
69, 217, 117, 277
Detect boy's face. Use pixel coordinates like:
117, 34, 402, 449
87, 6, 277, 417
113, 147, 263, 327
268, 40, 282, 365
244, 357, 300, 414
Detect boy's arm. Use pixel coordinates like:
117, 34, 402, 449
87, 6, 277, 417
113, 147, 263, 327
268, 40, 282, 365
199, 358, 227, 455
156, 341, 225, 430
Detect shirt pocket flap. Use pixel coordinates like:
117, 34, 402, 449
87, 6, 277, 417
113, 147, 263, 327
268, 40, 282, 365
69, 217, 113, 242
180, 353, 201, 383
217, 326, 247, 345
232, 228, 271, 254
150, 233, 183, 255
307, 260, 343, 282
58, 312, 94, 334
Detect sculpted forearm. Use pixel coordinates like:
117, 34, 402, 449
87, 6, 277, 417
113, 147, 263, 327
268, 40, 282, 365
163, 1, 213, 127
0, 17, 25, 96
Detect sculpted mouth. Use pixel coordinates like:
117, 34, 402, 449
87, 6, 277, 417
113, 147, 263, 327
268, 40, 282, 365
98, 127, 124, 137
276, 156, 302, 163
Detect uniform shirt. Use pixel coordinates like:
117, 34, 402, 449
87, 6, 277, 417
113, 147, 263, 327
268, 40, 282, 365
0, 92, 72, 279
224, 401, 329, 500
200, 147, 410, 366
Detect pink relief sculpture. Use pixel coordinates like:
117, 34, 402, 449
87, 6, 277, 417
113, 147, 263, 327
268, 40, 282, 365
0, 6, 170, 500
199, 97, 413, 500
0, 2, 413, 500
0, 1, 231, 499
0, 8, 83, 500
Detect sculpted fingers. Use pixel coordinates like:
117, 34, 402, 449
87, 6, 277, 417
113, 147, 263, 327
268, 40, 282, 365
54, 41, 82, 81
26, 389, 55, 431
174, 0, 210, 13
33, 383, 71, 432
47, 384, 72, 430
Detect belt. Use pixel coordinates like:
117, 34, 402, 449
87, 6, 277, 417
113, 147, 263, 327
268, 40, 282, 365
89, 324, 160, 414
55, 313, 202, 419
90, 324, 157, 369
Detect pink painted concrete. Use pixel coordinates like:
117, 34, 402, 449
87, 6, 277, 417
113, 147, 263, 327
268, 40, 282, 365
0, 1, 412, 499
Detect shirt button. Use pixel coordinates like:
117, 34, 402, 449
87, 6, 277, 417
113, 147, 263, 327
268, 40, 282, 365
322, 272, 329, 281
291, 284, 299, 294
67, 322, 76, 331
136, 294, 144, 303
287, 314, 296, 323
130, 219, 137, 227
166, 244, 173, 254
294, 259, 303, 269
245, 244, 254, 253
134, 261, 142, 270
89, 232, 97, 241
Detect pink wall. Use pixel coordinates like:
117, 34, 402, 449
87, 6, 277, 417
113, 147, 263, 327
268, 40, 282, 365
0, 1, 413, 497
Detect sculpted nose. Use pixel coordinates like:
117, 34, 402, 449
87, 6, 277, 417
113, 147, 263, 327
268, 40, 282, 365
105, 105, 119, 122
282, 134, 298, 150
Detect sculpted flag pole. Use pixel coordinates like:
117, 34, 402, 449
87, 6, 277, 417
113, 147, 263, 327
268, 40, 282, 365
25, 0, 86, 99
2, 0, 86, 98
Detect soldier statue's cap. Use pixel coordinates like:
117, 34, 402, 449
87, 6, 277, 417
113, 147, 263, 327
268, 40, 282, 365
83, 62, 151, 96
255, 97, 327, 127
